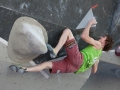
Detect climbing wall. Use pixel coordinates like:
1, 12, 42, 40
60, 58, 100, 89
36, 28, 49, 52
0, 0, 120, 90
81, 51, 120, 90
0, 60, 91, 90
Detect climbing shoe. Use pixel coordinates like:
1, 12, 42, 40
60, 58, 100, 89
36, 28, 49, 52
9, 65, 27, 74
47, 44, 57, 58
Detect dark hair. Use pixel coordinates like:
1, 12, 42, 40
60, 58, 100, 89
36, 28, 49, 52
103, 35, 114, 52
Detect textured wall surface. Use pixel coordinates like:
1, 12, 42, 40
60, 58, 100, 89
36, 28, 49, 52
0, 0, 120, 90
0, 0, 116, 61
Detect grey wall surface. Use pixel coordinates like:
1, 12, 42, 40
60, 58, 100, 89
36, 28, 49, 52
0, 41, 120, 90
0, 0, 117, 62
81, 61, 120, 90
0, 0, 115, 44
0, 0, 120, 90
0, 0, 114, 31
110, 0, 120, 48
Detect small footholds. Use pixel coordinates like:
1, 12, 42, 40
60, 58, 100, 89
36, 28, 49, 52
50, 14, 52, 16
